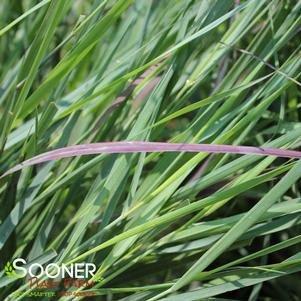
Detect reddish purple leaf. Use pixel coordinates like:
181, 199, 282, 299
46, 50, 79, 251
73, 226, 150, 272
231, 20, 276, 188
2, 141, 301, 178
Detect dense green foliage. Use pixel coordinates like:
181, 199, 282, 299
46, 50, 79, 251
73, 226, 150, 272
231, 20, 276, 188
0, 0, 301, 300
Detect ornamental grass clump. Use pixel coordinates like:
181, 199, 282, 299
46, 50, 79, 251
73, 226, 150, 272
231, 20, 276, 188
0, 0, 301, 300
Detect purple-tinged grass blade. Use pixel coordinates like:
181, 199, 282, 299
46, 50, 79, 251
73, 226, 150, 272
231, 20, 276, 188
90, 60, 164, 134
2, 141, 301, 178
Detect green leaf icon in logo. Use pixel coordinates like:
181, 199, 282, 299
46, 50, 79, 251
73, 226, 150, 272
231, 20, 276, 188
5, 262, 17, 278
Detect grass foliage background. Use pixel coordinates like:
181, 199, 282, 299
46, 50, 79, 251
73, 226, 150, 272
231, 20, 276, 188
0, 0, 301, 300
